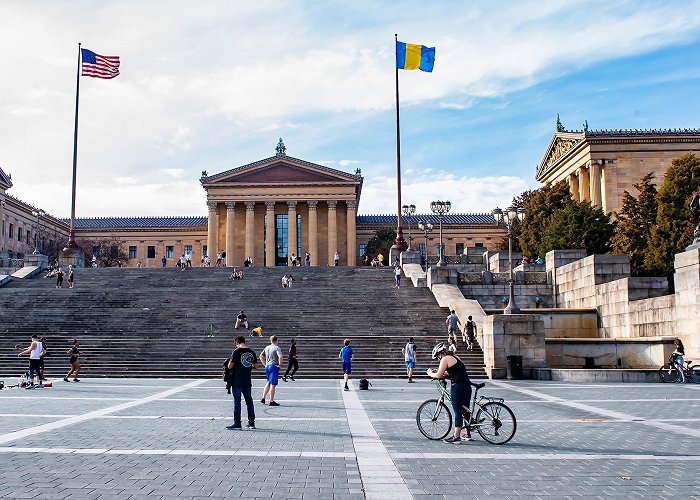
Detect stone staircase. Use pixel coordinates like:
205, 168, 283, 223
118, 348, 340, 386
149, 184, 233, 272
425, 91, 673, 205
0, 267, 486, 380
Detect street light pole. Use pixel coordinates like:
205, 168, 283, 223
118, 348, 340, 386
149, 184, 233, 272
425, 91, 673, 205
31, 209, 45, 255
402, 204, 416, 250
430, 200, 451, 266
492, 206, 525, 314
417, 221, 433, 271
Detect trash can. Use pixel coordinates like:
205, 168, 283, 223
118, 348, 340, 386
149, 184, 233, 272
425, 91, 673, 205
506, 355, 523, 380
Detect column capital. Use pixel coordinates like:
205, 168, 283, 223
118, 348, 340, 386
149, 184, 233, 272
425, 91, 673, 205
308, 200, 318, 210
287, 200, 298, 210
265, 201, 276, 211
579, 165, 589, 173
207, 201, 218, 212
346, 200, 357, 211
225, 202, 236, 211
327, 200, 337, 210
245, 201, 256, 211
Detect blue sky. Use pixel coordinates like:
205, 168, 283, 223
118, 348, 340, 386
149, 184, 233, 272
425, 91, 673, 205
2, 1, 700, 217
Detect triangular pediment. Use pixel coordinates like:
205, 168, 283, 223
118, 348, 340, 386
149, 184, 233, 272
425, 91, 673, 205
535, 132, 584, 181
202, 156, 361, 186
0, 166, 13, 191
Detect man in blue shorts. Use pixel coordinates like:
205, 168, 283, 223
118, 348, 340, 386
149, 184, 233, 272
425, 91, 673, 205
402, 337, 416, 383
340, 339, 354, 391
260, 336, 283, 406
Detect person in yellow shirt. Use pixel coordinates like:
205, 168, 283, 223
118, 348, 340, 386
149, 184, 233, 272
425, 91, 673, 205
250, 326, 264, 338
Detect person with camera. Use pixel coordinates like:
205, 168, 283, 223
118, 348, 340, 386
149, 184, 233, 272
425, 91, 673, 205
226, 335, 257, 429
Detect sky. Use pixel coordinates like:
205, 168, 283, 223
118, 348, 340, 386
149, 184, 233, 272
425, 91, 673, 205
2, 0, 700, 219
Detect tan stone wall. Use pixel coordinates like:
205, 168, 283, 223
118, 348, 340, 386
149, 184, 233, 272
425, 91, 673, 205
1, 195, 68, 258
481, 315, 546, 379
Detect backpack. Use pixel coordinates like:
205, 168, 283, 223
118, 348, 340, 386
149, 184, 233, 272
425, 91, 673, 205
359, 378, 371, 390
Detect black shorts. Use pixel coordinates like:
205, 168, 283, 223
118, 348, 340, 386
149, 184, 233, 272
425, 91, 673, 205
70, 357, 78, 364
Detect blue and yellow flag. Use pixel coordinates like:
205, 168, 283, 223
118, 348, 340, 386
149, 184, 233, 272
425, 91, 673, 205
396, 41, 435, 72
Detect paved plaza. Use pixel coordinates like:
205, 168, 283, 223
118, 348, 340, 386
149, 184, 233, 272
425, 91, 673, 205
0, 377, 699, 499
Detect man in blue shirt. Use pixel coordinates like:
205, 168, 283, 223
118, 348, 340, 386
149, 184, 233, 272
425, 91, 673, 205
339, 339, 354, 391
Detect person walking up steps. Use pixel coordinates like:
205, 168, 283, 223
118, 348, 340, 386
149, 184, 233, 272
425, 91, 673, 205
227, 335, 257, 430
64, 339, 81, 382
402, 337, 416, 383
446, 310, 458, 344
340, 339, 354, 391
463, 315, 477, 351
394, 264, 401, 288
260, 336, 283, 406
283, 339, 299, 382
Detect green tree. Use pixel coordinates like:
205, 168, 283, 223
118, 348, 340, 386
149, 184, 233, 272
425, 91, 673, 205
515, 180, 573, 257
539, 201, 616, 256
610, 172, 658, 276
76, 236, 130, 267
364, 228, 396, 264
645, 153, 700, 278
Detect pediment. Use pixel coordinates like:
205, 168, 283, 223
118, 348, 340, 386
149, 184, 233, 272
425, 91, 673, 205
535, 132, 584, 180
203, 156, 361, 186
0, 166, 13, 191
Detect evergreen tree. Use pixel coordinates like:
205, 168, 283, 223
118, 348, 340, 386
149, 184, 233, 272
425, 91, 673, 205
365, 228, 396, 263
539, 201, 615, 256
645, 152, 700, 277
515, 180, 572, 257
610, 172, 658, 276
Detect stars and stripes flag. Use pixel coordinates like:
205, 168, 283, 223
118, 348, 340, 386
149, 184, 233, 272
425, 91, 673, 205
81, 48, 120, 79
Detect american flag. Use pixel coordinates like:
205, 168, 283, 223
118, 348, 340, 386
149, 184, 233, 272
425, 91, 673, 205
81, 48, 120, 79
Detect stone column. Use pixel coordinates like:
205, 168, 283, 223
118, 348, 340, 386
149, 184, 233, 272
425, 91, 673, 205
265, 202, 276, 267
579, 166, 590, 202
346, 200, 357, 267
0, 195, 5, 254
287, 201, 297, 266
569, 173, 580, 202
327, 200, 337, 266
308, 201, 318, 266
244, 202, 255, 264
589, 161, 602, 208
206, 201, 218, 259
225, 202, 236, 266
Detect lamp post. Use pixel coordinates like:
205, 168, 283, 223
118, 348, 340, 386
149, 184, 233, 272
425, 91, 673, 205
417, 221, 433, 271
430, 200, 451, 266
492, 206, 525, 314
401, 204, 416, 249
30, 209, 46, 255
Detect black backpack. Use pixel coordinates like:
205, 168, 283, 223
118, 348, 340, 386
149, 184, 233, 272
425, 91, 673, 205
359, 378, 371, 390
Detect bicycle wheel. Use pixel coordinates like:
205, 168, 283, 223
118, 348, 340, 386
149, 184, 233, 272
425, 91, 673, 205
475, 402, 517, 445
658, 364, 679, 383
688, 366, 700, 384
416, 399, 452, 440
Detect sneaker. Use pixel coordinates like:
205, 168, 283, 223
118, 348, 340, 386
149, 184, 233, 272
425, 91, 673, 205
461, 433, 472, 442
344, 385, 349, 391
73, 379, 80, 382
226, 423, 242, 430
282, 376, 287, 382
260, 398, 265, 404
290, 376, 295, 381
25, 384, 35, 390
246, 423, 255, 429
269, 401, 280, 407
443, 435, 461, 444
63, 378, 69, 382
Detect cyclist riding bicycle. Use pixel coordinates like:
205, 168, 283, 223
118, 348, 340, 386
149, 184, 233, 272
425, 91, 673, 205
427, 342, 472, 444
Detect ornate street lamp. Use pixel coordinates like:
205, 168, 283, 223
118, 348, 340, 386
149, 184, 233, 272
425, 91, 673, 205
31, 209, 46, 255
417, 221, 433, 271
401, 204, 416, 249
492, 206, 525, 314
430, 200, 451, 266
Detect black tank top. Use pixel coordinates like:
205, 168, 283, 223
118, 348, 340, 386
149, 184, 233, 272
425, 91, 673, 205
445, 356, 469, 384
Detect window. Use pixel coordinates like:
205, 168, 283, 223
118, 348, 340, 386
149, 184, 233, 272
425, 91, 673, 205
165, 246, 174, 259
26, 229, 31, 245
129, 246, 137, 259
436, 243, 442, 257
475, 242, 484, 248
17, 227, 22, 241
8, 223, 13, 239
417, 243, 426, 256
184, 245, 192, 256
110, 245, 118, 258
359, 244, 367, 257
147, 246, 156, 258
93, 246, 100, 257
456, 243, 464, 255
203, 245, 207, 257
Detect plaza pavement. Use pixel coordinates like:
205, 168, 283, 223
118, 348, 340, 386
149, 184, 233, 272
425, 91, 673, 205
0, 376, 699, 499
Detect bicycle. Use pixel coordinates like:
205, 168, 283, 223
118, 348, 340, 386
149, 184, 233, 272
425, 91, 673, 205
659, 357, 700, 383
416, 379, 517, 445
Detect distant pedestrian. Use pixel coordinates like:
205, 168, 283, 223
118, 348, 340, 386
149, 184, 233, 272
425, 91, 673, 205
250, 326, 263, 338
402, 337, 416, 383
221, 250, 226, 267
290, 253, 297, 266
137, 261, 142, 268
161, 255, 167, 267
67, 268, 74, 288
282, 274, 289, 288
287, 274, 294, 288
283, 339, 299, 382
260, 336, 283, 406
394, 265, 401, 288
463, 315, 477, 351
334, 251, 340, 266
446, 310, 458, 343
226, 335, 257, 430
18, 335, 44, 387
64, 339, 81, 382
216, 251, 222, 267
56, 268, 64, 288
377, 254, 384, 266
447, 336, 457, 354
305, 252, 311, 266
186, 253, 192, 267
91, 255, 97, 268
235, 311, 249, 330
340, 339, 354, 391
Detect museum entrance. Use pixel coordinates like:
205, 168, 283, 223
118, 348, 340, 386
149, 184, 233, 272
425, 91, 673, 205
274, 214, 301, 266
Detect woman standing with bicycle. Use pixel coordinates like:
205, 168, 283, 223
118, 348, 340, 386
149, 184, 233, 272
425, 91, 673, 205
673, 339, 686, 383
427, 342, 471, 444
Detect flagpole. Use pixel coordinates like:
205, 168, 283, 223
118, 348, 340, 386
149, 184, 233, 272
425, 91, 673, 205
62, 42, 82, 260
392, 33, 407, 257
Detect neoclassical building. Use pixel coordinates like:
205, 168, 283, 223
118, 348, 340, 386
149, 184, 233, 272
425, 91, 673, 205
536, 119, 700, 214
